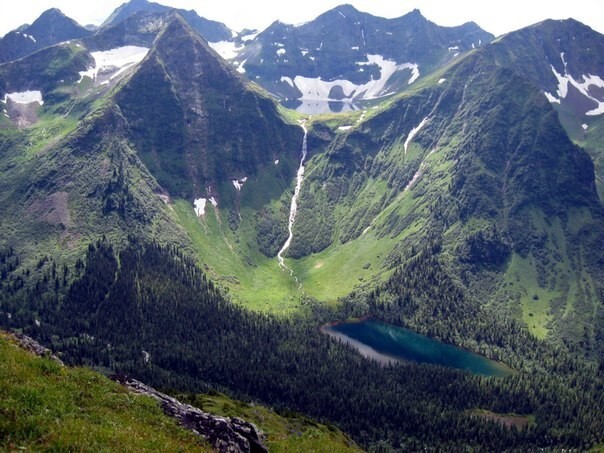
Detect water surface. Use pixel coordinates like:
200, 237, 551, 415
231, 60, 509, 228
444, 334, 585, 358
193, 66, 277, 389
322, 318, 513, 377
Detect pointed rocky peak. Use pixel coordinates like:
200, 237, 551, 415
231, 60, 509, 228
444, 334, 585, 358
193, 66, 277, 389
0, 8, 91, 64
152, 14, 235, 78
400, 8, 426, 21
114, 14, 302, 199
27, 8, 90, 41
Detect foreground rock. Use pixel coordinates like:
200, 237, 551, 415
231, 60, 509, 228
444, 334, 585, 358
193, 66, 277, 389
111, 374, 267, 453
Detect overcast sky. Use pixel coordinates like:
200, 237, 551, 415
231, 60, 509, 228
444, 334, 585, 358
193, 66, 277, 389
2, 0, 603, 38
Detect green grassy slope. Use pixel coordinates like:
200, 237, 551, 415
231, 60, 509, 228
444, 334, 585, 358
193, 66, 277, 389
0, 331, 209, 451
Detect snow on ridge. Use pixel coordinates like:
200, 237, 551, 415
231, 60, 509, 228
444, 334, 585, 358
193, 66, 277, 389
582, 123, 589, 130
276, 48, 286, 56
3, 90, 44, 105
78, 46, 149, 83
23, 33, 36, 43
209, 197, 218, 207
291, 55, 419, 102
404, 117, 429, 155
338, 125, 353, 131
438, 78, 446, 84
194, 198, 207, 216
209, 40, 243, 60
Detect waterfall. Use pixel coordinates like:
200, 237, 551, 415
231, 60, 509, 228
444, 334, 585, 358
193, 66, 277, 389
277, 122, 308, 286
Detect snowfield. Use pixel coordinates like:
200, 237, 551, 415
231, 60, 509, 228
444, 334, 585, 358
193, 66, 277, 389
209, 41, 243, 60
544, 54, 604, 116
289, 55, 419, 102
79, 46, 149, 83
194, 198, 207, 216
404, 117, 429, 155
2, 91, 44, 105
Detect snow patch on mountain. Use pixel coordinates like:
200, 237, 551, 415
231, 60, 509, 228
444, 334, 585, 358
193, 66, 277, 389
78, 46, 149, 83
2, 91, 44, 105
404, 117, 429, 155
236, 59, 247, 74
194, 198, 207, 216
281, 76, 294, 88
209, 197, 218, 207
209, 41, 243, 60
232, 177, 248, 191
290, 55, 419, 101
544, 55, 604, 116
544, 92, 561, 104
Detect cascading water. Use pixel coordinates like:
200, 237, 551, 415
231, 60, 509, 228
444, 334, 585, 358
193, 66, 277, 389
277, 122, 308, 288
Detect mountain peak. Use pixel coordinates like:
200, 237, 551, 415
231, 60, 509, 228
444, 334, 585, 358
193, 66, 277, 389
39, 8, 66, 17
0, 7, 90, 63
102, 0, 231, 42
102, 0, 168, 27
333, 4, 361, 14
157, 12, 201, 43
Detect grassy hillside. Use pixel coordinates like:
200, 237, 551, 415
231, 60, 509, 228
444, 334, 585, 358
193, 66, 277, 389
0, 331, 209, 451
0, 330, 359, 452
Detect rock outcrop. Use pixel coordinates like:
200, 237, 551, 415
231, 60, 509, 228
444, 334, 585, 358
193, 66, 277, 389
10, 332, 64, 365
111, 374, 267, 453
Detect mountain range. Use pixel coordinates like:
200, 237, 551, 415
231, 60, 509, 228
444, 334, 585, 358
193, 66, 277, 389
0, 1, 603, 450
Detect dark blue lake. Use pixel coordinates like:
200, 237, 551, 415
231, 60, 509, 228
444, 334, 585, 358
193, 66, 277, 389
322, 318, 513, 377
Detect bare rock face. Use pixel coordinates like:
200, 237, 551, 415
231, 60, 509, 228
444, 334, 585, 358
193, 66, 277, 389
111, 374, 267, 453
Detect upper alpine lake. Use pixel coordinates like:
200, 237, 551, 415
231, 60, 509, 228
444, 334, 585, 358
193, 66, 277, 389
322, 318, 514, 377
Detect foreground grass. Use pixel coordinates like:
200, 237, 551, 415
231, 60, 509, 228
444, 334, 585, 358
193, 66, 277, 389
0, 332, 208, 451
184, 392, 360, 453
